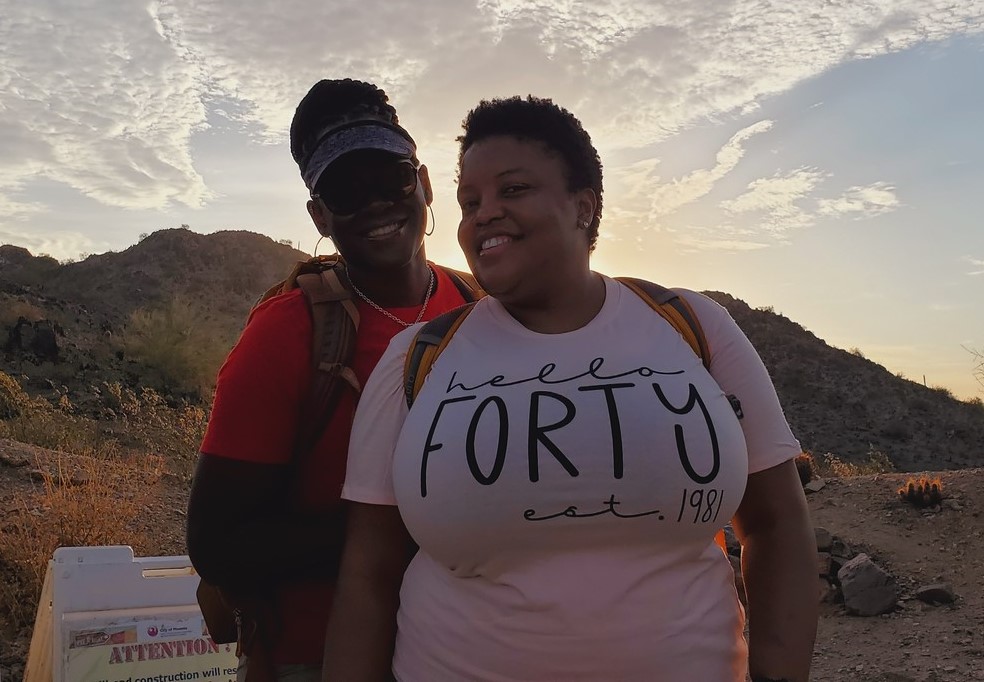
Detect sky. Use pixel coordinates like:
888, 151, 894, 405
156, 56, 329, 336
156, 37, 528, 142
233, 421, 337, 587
1, 0, 982, 400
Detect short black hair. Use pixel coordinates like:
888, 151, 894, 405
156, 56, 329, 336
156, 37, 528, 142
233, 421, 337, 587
457, 95, 604, 251
290, 79, 400, 171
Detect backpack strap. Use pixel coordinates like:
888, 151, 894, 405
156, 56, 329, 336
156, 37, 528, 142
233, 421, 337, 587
291, 260, 360, 459
403, 303, 477, 408
439, 266, 485, 303
615, 277, 710, 371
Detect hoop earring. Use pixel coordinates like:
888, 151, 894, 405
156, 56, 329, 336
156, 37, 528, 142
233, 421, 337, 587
313, 235, 337, 256
426, 205, 436, 237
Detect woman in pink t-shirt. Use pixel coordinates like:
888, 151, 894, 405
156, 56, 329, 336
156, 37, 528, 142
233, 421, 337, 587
324, 97, 817, 682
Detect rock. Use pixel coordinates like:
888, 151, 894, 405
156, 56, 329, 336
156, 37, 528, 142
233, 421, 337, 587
837, 553, 900, 616
829, 536, 853, 559
723, 525, 741, 556
942, 498, 963, 512
814, 526, 833, 551
817, 552, 832, 576
729, 554, 746, 605
913, 583, 957, 605
818, 577, 838, 603
804, 478, 826, 493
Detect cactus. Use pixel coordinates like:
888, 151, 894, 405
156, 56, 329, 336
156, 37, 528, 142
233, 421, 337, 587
898, 476, 944, 508
795, 452, 815, 486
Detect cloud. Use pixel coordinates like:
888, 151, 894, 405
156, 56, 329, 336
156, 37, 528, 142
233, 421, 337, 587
648, 120, 775, 219
0, 227, 106, 262
818, 182, 900, 218
721, 168, 829, 237
0, 0, 982, 220
602, 120, 773, 243
967, 257, 984, 276
0, 1, 210, 211
675, 235, 771, 252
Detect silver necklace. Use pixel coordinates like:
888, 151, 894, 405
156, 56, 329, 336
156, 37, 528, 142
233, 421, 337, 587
348, 265, 436, 328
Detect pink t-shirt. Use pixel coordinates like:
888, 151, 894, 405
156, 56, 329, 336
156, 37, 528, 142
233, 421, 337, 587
343, 277, 801, 681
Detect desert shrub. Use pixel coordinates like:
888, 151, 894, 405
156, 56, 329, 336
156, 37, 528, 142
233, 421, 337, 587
0, 298, 45, 327
99, 383, 208, 469
0, 452, 162, 631
123, 297, 230, 399
0, 371, 32, 419
0, 387, 107, 453
814, 448, 895, 478
0, 380, 206, 474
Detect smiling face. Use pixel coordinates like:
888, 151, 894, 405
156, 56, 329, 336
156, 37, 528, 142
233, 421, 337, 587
456, 135, 596, 304
307, 149, 432, 273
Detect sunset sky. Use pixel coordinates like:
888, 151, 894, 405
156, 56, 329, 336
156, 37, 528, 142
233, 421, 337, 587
1, 1, 982, 399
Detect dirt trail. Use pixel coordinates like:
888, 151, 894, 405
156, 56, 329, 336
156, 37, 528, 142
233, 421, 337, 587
2, 439, 983, 681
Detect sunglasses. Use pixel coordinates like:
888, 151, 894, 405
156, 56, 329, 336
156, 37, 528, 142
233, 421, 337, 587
312, 158, 419, 216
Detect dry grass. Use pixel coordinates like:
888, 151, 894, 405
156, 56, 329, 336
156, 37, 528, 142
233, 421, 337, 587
0, 372, 207, 474
0, 371, 205, 633
0, 451, 164, 631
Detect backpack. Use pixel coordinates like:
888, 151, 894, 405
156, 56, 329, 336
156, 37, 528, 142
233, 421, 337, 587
404, 277, 717, 408
254, 255, 484, 457
195, 256, 484, 660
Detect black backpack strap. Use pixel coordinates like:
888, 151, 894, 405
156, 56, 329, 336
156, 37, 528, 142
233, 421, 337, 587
403, 303, 477, 408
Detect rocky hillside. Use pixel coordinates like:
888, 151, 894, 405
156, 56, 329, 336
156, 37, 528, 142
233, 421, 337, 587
708, 293, 984, 471
1, 229, 982, 470
1, 228, 306, 399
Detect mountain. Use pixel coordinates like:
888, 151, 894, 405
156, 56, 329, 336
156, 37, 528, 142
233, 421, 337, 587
704, 293, 983, 471
1, 228, 982, 471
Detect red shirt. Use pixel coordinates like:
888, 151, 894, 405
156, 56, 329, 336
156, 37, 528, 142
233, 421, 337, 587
200, 265, 469, 663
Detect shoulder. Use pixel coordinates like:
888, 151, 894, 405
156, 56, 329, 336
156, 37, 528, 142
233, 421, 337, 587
246, 287, 309, 326
669, 288, 741, 341
670, 288, 729, 318
226, 288, 312, 367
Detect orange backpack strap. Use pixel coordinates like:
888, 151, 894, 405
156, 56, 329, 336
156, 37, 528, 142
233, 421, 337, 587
615, 277, 710, 371
291, 259, 360, 458
403, 303, 477, 408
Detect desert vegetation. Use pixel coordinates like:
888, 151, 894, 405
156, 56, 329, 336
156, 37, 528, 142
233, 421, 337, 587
0, 370, 207, 633
123, 296, 232, 399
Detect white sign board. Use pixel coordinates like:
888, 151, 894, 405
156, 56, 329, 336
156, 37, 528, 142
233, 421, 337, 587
41, 546, 238, 682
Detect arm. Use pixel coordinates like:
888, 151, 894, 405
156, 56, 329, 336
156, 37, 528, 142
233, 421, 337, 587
186, 453, 347, 595
732, 458, 818, 682
322, 502, 415, 682
186, 291, 348, 594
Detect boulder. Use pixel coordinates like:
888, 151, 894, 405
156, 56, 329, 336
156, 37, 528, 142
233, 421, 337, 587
837, 553, 900, 616
913, 583, 957, 605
